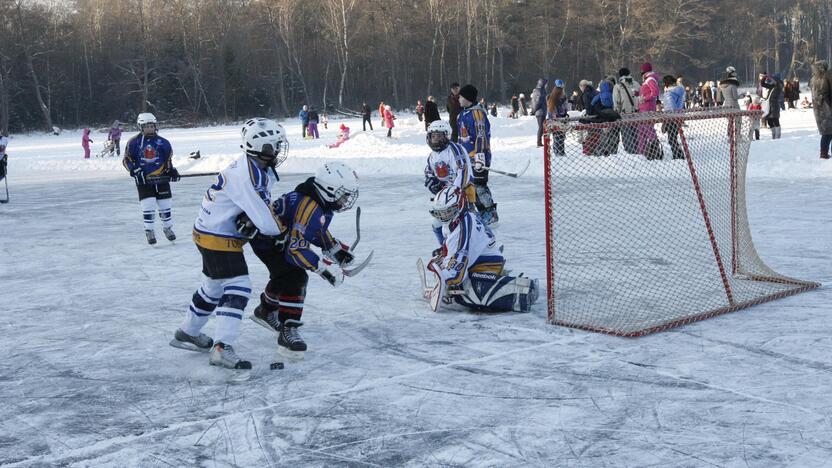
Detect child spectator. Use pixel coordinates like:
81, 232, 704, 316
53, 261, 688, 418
82, 128, 93, 159
748, 96, 762, 140
328, 123, 351, 148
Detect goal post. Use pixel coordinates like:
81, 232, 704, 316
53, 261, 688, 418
542, 109, 819, 336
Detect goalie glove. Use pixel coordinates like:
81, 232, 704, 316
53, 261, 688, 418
316, 261, 344, 287
425, 176, 443, 195
324, 241, 355, 266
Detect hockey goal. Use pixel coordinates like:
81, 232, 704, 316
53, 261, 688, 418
542, 109, 819, 336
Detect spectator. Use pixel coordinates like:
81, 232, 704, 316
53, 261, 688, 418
328, 123, 351, 149
510, 95, 519, 118
761, 73, 784, 139
321, 113, 329, 130
108, 121, 123, 156
638, 62, 663, 159
701, 81, 713, 108
378, 101, 385, 119
810, 60, 832, 159
784, 81, 794, 109
570, 90, 581, 111
518, 93, 528, 116
800, 95, 812, 109
307, 108, 320, 139
613, 67, 639, 153
590, 79, 618, 155
361, 101, 373, 131
447, 83, 462, 142
531, 78, 548, 147
660, 74, 686, 159
82, 128, 93, 159
489, 102, 498, 117
298, 105, 309, 138
424, 96, 440, 130
547, 79, 568, 156
0, 135, 7, 183
748, 96, 763, 140
383, 104, 396, 138
792, 79, 801, 109
416, 99, 425, 122
718, 66, 740, 109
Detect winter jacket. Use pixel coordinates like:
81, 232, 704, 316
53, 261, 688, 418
362, 104, 372, 117
613, 76, 639, 113
717, 77, 740, 109
761, 76, 782, 119
531, 79, 548, 116
510, 96, 519, 112
701, 84, 713, 105
811, 61, 832, 135
383, 108, 395, 128
639, 72, 661, 112
518, 96, 528, 115
581, 87, 597, 114
547, 87, 567, 118
424, 101, 440, 124
661, 85, 686, 112
108, 127, 122, 141
308, 110, 319, 123
298, 109, 309, 124
447, 94, 461, 126
590, 81, 614, 113
82, 128, 92, 148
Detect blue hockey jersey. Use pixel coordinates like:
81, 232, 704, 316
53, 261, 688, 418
122, 133, 174, 178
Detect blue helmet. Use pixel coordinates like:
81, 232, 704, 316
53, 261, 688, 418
554, 79, 564, 88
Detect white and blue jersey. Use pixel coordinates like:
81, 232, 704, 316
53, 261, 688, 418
192, 153, 282, 252
437, 210, 504, 287
424, 141, 472, 194
122, 133, 173, 178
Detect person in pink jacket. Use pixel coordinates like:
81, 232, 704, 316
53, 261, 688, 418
82, 128, 93, 159
328, 123, 351, 148
383, 105, 395, 138
637, 62, 664, 159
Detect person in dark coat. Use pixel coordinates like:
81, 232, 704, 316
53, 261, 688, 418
361, 102, 373, 131
761, 74, 784, 139
510, 95, 519, 118
447, 82, 462, 142
531, 78, 548, 147
424, 96, 441, 130
810, 61, 832, 159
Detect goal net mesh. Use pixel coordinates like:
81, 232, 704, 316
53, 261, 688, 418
542, 109, 819, 336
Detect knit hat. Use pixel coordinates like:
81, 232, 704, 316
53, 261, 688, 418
640, 62, 653, 73
618, 67, 631, 77
459, 84, 478, 103
554, 79, 564, 88
579, 79, 589, 88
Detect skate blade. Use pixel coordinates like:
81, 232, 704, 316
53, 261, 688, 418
277, 345, 305, 362
169, 339, 211, 353
250, 316, 279, 334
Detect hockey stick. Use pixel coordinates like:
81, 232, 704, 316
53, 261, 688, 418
484, 154, 531, 178
343, 250, 373, 277
351, 206, 361, 251
0, 176, 8, 204
146, 171, 219, 183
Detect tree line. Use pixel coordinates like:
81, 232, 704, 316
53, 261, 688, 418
1, 0, 831, 134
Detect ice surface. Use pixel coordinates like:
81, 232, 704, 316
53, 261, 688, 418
0, 110, 830, 466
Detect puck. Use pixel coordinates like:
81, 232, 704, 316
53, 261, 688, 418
270, 362, 284, 370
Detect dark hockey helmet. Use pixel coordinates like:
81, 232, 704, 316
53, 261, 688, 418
241, 118, 288, 168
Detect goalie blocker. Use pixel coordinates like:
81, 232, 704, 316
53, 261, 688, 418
421, 186, 538, 313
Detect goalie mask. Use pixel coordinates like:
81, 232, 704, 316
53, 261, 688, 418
313, 161, 359, 212
430, 186, 465, 224
241, 118, 288, 168
426, 120, 452, 152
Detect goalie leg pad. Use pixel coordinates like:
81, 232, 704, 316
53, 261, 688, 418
475, 185, 495, 210
453, 271, 539, 313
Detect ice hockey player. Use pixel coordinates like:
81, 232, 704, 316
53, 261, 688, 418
426, 185, 538, 312
456, 84, 498, 225
122, 113, 179, 245
423, 120, 472, 246
170, 118, 289, 370
247, 161, 360, 360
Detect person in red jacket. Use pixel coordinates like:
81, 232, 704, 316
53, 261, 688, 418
637, 62, 663, 159
383, 105, 395, 138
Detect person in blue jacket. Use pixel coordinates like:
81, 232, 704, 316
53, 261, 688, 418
298, 105, 309, 138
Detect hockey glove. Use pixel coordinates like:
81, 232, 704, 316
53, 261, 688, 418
425, 176, 443, 195
325, 241, 355, 266
316, 262, 344, 287
235, 213, 259, 239
131, 167, 146, 185
167, 167, 181, 182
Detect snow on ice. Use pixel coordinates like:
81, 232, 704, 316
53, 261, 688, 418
0, 109, 830, 466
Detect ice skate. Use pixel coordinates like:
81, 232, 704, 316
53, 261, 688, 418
145, 229, 157, 245
209, 342, 252, 369
250, 305, 282, 334
169, 328, 213, 352
163, 226, 176, 241
277, 319, 307, 360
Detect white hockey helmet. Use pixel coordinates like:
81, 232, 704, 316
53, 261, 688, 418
426, 120, 452, 152
137, 113, 157, 134
314, 162, 359, 212
430, 185, 465, 224
241, 118, 289, 168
